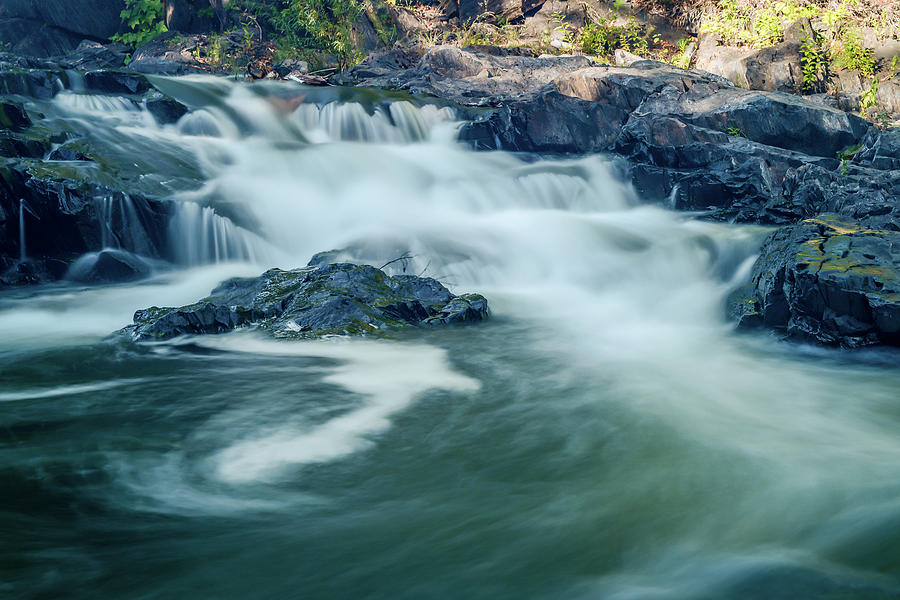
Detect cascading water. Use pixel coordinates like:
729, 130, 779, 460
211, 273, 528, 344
18, 198, 25, 261
2, 76, 900, 600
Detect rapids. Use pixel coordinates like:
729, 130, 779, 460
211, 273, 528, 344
2, 75, 900, 599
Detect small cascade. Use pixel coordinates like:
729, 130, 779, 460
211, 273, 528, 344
18, 199, 25, 262
167, 201, 267, 266
291, 100, 456, 144
94, 193, 160, 257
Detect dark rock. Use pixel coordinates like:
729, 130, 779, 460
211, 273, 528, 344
855, 128, 900, 171
273, 59, 310, 78
144, 90, 188, 125
731, 214, 900, 347
0, 99, 29, 131
0, 17, 84, 58
83, 70, 151, 95
780, 163, 900, 229
0, 68, 61, 99
123, 263, 490, 341
0, 164, 173, 284
128, 34, 209, 76
47, 143, 93, 162
65, 248, 152, 283
58, 40, 129, 71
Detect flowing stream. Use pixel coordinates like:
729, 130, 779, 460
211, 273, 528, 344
2, 76, 900, 599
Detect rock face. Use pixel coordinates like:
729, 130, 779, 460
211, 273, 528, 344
729, 214, 900, 347
0, 0, 125, 57
124, 263, 490, 341
347, 46, 875, 224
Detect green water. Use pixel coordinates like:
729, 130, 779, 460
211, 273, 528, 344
2, 75, 900, 599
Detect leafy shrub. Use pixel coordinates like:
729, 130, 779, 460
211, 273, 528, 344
832, 27, 875, 76
111, 0, 168, 49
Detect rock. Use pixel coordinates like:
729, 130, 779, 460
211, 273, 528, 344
57, 40, 129, 71
47, 143, 93, 161
273, 59, 310, 77
341, 44, 594, 106
0, 0, 124, 58
0, 99, 30, 132
695, 32, 810, 94
0, 163, 173, 284
855, 128, 900, 171
83, 70, 151, 95
0, 68, 61, 99
731, 214, 900, 347
780, 163, 900, 229
128, 34, 209, 76
66, 248, 152, 283
144, 90, 188, 125
123, 263, 490, 341
614, 49, 644, 66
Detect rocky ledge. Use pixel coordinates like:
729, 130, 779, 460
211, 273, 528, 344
729, 214, 900, 348
122, 262, 489, 341
345, 45, 899, 226
346, 45, 900, 348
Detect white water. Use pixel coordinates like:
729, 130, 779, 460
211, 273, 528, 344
4, 75, 900, 598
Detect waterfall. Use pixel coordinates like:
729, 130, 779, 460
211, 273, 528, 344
18, 198, 25, 262
167, 201, 267, 266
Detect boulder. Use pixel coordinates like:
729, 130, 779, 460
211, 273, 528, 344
0, 99, 30, 132
66, 248, 152, 283
144, 90, 188, 124
123, 263, 490, 340
0, 0, 125, 57
83, 70, 151, 95
855, 128, 900, 171
695, 33, 809, 94
730, 214, 900, 347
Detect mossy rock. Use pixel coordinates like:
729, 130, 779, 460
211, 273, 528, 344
731, 213, 900, 347
123, 263, 490, 341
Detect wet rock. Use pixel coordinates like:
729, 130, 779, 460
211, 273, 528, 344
83, 70, 151, 95
123, 263, 490, 341
58, 40, 129, 71
0, 163, 173, 284
0, 68, 61, 99
731, 214, 900, 347
66, 248, 152, 284
144, 90, 189, 125
0, 99, 29, 131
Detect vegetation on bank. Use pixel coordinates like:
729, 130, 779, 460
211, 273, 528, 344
111, 0, 898, 121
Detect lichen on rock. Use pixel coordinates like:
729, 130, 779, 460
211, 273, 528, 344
122, 262, 489, 341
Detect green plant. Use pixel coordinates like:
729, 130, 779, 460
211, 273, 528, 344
799, 35, 827, 93
858, 78, 879, 111
269, 0, 365, 71
579, 21, 616, 56
837, 143, 862, 174
726, 125, 744, 137
833, 27, 876, 76
552, 11, 576, 45
890, 54, 900, 74
111, 0, 167, 50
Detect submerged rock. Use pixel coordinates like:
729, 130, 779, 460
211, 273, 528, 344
123, 263, 489, 341
729, 214, 900, 347
66, 248, 153, 284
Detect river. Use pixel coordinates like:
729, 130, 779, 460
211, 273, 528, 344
2, 75, 900, 599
